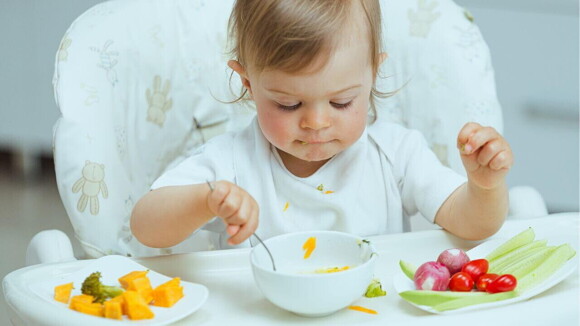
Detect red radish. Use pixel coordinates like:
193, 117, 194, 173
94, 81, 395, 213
437, 248, 470, 274
413, 261, 451, 291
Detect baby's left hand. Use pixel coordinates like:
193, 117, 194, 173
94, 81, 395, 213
457, 122, 513, 190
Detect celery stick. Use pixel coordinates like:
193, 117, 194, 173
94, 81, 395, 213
432, 291, 517, 312
399, 260, 417, 281
500, 246, 556, 278
488, 239, 547, 272
490, 247, 545, 274
486, 228, 535, 262
399, 290, 485, 307
515, 244, 576, 293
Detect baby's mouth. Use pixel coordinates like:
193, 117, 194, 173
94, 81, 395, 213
298, 139, 331, 145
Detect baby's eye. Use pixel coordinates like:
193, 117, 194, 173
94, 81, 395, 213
330, 100, 353, 109
277, 102, 301, 111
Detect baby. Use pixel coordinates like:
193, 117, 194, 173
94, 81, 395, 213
131, 0, 513, 250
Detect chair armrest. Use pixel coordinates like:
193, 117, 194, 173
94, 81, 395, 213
25, 230, 76, 266
508, 186, 548, 219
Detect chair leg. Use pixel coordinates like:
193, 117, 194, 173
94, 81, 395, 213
25, 229, 76, 266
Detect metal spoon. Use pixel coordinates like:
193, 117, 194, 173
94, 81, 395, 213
205, 180, 277, 271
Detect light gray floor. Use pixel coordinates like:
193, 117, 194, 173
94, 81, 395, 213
0, 166, 81, 323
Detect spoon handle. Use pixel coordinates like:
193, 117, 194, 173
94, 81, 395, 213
252, 233, 277, 271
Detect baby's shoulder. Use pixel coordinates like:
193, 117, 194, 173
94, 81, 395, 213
368, 119, 425, 158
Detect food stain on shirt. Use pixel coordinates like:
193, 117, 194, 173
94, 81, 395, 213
317, 184, 334, 194
283, 202, 289, 212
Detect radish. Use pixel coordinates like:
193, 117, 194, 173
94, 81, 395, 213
414, 262, 451, 291
437, 248, 470, 275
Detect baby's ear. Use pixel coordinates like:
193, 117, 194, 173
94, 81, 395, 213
379, 52, 388, 65
227, 60, 252, 94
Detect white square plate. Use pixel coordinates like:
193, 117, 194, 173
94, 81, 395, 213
393, 235, 578, 314
29, 255, 209, 325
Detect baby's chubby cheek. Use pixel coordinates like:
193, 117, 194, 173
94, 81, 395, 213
257, 114, 293, 146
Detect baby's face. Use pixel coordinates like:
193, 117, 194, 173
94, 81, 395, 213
248, 39, 374, 175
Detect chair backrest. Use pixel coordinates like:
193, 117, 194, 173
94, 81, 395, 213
53, 0, 502, 258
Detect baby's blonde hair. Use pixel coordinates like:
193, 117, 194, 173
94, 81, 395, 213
227, 0, 391, 121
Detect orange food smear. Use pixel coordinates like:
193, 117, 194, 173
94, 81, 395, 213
324, 190, 334, 194
283, 202, 289, 212
302, 237, 316, 259
314, 266, 350, 273
348, 305, 378, 314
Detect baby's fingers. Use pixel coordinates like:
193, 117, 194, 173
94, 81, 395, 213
477, 138, 512, 170
488, 150, 513, 171
457, 122, 481, 153
458, 124, 499, 155
227, 203, 259, 245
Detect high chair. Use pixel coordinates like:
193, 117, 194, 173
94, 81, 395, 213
26, 0, 547, 266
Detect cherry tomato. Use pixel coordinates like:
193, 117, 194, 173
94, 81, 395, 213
448, 272, 475, 292
461, 259, 489, 282
486, 274, 517, 293
476, 273, 499, 292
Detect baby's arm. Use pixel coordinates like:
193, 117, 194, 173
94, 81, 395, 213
435, 122, 513, 240
131, 181, 258, 248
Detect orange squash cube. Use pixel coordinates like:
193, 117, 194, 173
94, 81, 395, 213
72, 301, 104, 317
54, 282, 74, 304
118, 270, 149, 289
152, 286, 184, 308
104, 300, 123, 320
107, 294, 127, 315
126, 276, 153, 304
156, 277, 181, 289
69, 294, 95, 309
124, 291, 154, 320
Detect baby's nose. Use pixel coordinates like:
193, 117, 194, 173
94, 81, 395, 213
300, 106, 331, 130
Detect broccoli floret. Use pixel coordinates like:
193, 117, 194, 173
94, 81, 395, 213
81, 272, 124, 303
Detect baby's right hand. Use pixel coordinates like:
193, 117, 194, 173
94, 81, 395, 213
206, 180, 259, 245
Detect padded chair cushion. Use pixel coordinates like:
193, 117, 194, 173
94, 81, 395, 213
53, 0, 240, 257
377, 0, 503, 174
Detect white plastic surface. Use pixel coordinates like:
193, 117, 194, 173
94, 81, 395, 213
4, 213, 579, 325
25, 230, 76, 266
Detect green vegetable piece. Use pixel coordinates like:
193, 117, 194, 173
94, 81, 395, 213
515, 244, 576, 293
486, 228, 535, 262
365, 279, 387, 298
499, 246, 556, 278
432, 291, 517, 312
399, 290, 486, 307
81, 271, 124, 303
490, 246, 545, 273
489, 239, 548, 273
399, 260, 417, 281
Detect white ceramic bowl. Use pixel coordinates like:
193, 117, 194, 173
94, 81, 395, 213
250, 231, 377, 317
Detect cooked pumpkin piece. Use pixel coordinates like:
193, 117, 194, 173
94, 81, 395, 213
118, 270, 149, 289
54, 282, 74, 304
104, 300, 123, 320
124, 290, 154, 320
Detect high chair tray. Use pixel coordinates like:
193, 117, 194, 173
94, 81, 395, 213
4, 213, 578, 325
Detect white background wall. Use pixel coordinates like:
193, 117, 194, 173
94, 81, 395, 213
0, 0, 103, 167
0, 0, 578, 212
